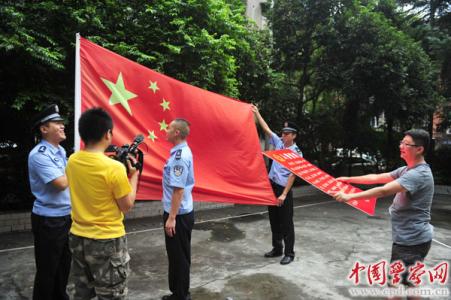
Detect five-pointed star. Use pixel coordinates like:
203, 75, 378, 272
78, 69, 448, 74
147, 130, 158, 142
149, 80, 159, 93
158, 119, 169, 132
160, 98, 170, 111
101, 72, 137, 115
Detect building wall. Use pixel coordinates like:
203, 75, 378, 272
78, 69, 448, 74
245, 0, 267, 29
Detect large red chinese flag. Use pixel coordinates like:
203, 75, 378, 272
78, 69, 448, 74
75, 35, 276, 205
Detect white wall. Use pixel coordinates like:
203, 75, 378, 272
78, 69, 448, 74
245, 0, 267, 29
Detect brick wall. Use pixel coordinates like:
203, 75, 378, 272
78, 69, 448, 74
1, 185, 449, 234
125, 200, 232, 220
434, 185, 451, 195
0, 212, 32, 233
0, 201, 232, 234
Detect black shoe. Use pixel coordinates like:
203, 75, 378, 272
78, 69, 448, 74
264, 249, 283, 258
280, 255, 294, 265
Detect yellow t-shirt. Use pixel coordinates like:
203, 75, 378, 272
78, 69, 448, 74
66, 151, 132, 239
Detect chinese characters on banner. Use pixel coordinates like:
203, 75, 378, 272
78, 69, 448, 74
349, 260, 449, 286
263, 149, 377, 216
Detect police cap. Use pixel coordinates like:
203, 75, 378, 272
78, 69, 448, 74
281, 121, 299, 133
32, 104, 64, 129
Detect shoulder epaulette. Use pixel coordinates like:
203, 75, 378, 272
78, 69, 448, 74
175, 149, 182, 160
38, 146, 46, 153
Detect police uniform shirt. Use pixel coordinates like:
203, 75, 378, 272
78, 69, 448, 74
162, 141, 194, 215
268, 132, 303, 187
28, 140, 71, 216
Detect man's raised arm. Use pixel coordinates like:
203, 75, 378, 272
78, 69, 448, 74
251, 105, 273, 137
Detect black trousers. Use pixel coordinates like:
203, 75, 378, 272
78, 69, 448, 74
163, 211, 194, 300
268, 181, 295, 257
390, 240, 432, 286
31, 213, 72, 300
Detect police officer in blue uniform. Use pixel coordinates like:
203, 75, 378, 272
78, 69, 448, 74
252, 105, 302, 265
28, 104, 71, 300
162, 118, 195, 300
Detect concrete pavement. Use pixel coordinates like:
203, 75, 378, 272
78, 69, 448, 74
0, 188, 450, 299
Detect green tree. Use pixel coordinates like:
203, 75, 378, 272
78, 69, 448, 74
397, 0, 451, 129
0, 0, 274, 135
265, 0, 439, 168
0, 0, 276, 209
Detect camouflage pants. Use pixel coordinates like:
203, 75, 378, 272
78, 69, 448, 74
69, 234, 130, 300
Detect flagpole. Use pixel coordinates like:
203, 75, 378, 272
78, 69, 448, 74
74, 33, 81, 151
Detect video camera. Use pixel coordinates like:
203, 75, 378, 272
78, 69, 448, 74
105, 134, 144, 174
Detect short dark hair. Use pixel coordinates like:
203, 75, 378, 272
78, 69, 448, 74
404, 128, 430, 154
173, 118, 190, 138
78, 108, 113, 144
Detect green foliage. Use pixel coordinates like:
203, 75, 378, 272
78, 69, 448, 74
0, 1, 278, 210
262, 0, 443, 169
398, 0, 451, 118
0, 0, 272, 108
0, 0, 274, 132
322, 1, 438, 129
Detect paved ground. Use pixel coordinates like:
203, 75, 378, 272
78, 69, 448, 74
0, 188, 450, 300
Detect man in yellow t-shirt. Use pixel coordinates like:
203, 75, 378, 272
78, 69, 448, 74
66, 108, 139, 300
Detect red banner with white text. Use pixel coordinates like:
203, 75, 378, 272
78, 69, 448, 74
263, 149, 376, 215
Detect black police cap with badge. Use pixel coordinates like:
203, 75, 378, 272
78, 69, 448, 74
32, 104, 65, 130
281, 121, 299, 133
282, 121, 302, 155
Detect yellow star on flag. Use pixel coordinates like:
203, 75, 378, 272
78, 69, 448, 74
158, 119, 169, 132
149, 80, 159, 93
160, 98, 170, 111
101, 72, 137, 115
147, 130, 158, 142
